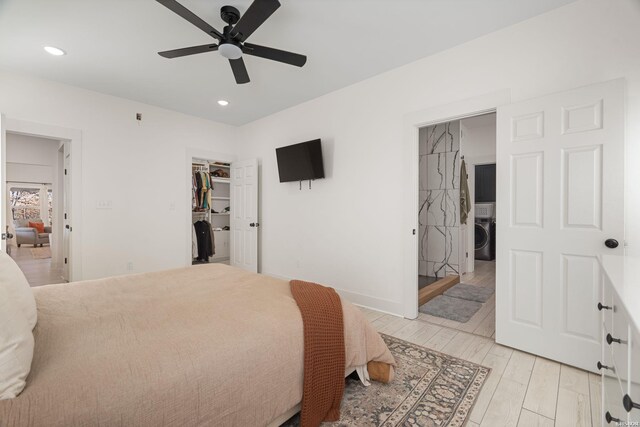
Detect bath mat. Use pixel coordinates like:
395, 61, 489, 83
444, 283, 494, 303
419, 295, 482, 323
281, 334, 490, 426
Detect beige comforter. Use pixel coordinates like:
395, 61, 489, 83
0, 264, 394, 426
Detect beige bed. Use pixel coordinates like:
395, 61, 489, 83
0, 264, 394, 426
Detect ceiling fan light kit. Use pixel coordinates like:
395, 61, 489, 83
156, 0, 307, 84
219, 43, 242, 60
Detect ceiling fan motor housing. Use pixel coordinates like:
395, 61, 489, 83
220, 6, 240, 25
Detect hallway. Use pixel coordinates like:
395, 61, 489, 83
9, 244, 65, 287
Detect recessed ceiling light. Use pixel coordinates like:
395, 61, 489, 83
217, 100, 229, 106
44, 46, 66, 56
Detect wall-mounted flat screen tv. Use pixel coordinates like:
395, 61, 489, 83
275, 139, 325, 183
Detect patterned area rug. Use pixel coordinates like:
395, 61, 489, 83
30, 246, 51, 259
282, 334, 490, 426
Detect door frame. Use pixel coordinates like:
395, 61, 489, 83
465, 158, 497, 273
2, 118, 83, 281
185, 147, 235, 267
402, 90, 511, 319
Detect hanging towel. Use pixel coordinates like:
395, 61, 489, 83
460, 160, 472, 224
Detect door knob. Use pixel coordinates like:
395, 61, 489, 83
65, 225, 70, 229
605, 239, 619, 248
249, 223, 255, 227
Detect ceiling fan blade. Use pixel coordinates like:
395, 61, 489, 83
229, 58, 250, 84
242, 43, 306, 67
156, 0, 223, 39
158, 44, 218, 59
230, 0, 280, 41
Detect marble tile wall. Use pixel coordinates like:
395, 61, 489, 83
418, 121, 460, 278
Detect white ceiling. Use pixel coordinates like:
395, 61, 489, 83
0, 0, 575, 125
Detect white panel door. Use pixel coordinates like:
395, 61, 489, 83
230, 158, 258, 273
496, 79, 624, 372
0, 114, 5, 252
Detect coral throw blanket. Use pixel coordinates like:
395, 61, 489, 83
290, 280, 345, 427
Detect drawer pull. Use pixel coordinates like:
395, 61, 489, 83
606, 333, 622, 345
597, 302, 611, 311
605, 411, 621, 423
597, 361, 613, 371
623, 394, 640, 412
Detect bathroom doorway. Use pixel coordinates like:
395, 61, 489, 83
417, 113, 497, 338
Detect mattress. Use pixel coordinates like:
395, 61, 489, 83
0, 264, 394, 426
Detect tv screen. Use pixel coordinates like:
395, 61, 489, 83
275, 139, 325, 183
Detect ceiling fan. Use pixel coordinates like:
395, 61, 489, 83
156, 0, 307, 84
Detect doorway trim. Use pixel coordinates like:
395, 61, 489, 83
401, 90, 511, 319
3, 118, 83, 281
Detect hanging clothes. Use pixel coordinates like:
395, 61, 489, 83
199, 171, 211, 209
192, 169, 214, 211
207, 172, 213, 210
459, 160, 472, 224
193, 220, 215, 261
194, 171, 203, 209
192, 225, 198, 258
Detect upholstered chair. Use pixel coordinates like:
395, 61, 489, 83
14, 219, 51, 247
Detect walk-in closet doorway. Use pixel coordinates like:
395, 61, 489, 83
185, 149, 260, 273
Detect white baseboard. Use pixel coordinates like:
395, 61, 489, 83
261, 270, 405, 318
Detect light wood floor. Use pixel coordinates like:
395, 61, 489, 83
365, 259, 600, 426
9, 244, 66, 287
418, 260, 497, 337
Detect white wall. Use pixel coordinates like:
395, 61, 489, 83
460, 114, 497, 273
6, 133, 59, 184
0, 71, 238, 280
236, 0, 640, 314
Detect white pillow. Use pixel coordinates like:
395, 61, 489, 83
0, 284, 34, 399
0, 251, 37, 329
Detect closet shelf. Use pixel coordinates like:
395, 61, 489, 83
212, 196, 230, 200
212, 213, 230, 216
211, 178, 230, 184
